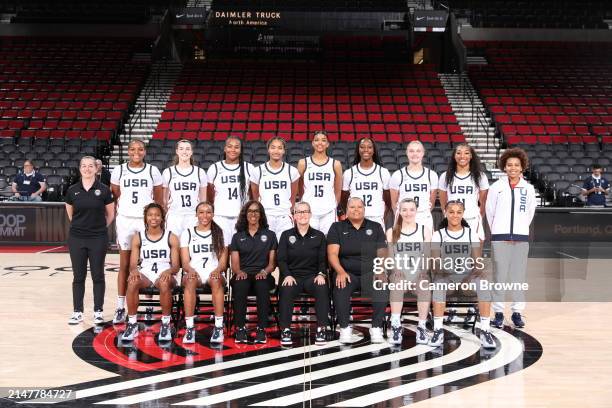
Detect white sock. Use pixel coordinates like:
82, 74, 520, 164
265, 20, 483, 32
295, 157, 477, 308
128, 315, 137, 324
117, 296, 125, 309
214, 315, 224, 328
434, 316, 443, 330
480, 317, 490, 332
185, 316, 194, 328
391, 313, 401, 327
161, 315, 171, 325
418, 320, 427, 329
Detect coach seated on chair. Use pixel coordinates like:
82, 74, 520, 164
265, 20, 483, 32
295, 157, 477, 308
11, 159, 46, 202
327, 196, 388, 345
230, 200, 277, 345
277, 201, 329, 347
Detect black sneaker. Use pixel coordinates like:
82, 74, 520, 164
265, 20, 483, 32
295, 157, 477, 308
315, 327, 327, 345
254, 327, 267, 344
511, 312, 525, 328
464, 307, 478, 325
235, 326, 248, 343
280, 328, 292, 346
493, 312, 504, 328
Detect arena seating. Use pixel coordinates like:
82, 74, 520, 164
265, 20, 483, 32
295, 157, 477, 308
1, 0, 166, 24
0, 37, 151, 199
447, 0, 610, 29
152, 61, 465, 167
467, 41, 612, 203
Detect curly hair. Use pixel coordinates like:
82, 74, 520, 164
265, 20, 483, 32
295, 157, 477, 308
445, 143, 484, 189
195, 201, 225, 258
143, 202, 165, 231
498, 147, 529, 171
235, 200, 269, 232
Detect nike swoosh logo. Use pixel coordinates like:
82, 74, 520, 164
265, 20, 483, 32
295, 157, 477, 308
176, 14, 185, 18
343, 232, 349, 235
416, 16, 425, 21
240, 238, 247, 241
75, 192, 80, 195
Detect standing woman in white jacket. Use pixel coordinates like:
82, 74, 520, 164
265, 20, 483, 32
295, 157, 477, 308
485, 148, 536, 329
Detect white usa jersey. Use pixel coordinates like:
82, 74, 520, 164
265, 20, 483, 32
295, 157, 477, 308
343, 164, 390, 218
389, 167, 438, 213
438, 172, 489, 219
180, 227, 219, 276
394, 224, 427, 271
302, 156, 337, 215
251, 162, 300, 216
162, 165, 207, 215
432, 227, 481, 274
111, 163, 163, 217
207, 161, 254, 217
139, 230, 172, 275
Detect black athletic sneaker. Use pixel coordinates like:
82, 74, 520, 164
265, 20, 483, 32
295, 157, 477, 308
254, 327, 267, 344
315, 327, 327, 345
280, 328, 292, 346
235, 326, 248, 343
493, 312, 504, 328
511, 312, 525, 328
464, 307, 478, 325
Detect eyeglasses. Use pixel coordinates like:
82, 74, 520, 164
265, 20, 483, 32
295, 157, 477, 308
294, 210, 311, 215
247, 209, 261, 214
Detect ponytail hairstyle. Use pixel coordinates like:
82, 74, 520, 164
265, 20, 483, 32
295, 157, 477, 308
391, 198, 418, 243
195, 201, 225, 258
445, 143, 483, 189
173, 139, 195, 166
352, 136, 382, 166
143, 202, 166, 231
437, 200, 469, 230
224, 136, 247, 204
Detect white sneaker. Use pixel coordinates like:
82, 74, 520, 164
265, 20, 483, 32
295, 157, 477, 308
121, 322, 139, 341
388, 325, 403, 345
112, 308, 126, 324
93, 311, 104, 325
480, 330, 497, 349
339, 326, 353, 344
415, 326, 429, 345
183, 326, 195, 344
68, 312, 83, 325
158, 322, 173, 342
428, 328, 444, 347
369, 327, 384, 343
210, 327, 224, 344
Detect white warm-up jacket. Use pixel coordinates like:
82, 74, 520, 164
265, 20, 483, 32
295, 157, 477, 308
486, 176, 536, 242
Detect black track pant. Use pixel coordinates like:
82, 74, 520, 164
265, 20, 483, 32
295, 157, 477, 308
231, 274, 275, 328
278, 275, 330, 329
68, 234, 108, 312
333, 272, 388, 328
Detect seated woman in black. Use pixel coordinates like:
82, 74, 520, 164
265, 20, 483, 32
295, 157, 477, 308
277, 201, 329, 346
230, 200, 277, 344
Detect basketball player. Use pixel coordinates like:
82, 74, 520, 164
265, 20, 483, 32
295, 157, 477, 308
386, 198, 432, 345
207, 136, 254, 246
180, 202, 228, 344
341, 137, 391, 231
120, 203, 180, 342
438, 143, 488, 237
297, 131, 343, 235
389, 141, 438, 231
250, 137, 300, 240
429, 200, 495, 349
162, 139, 207, 239
110, 139, 163, 324
486, 148, 536, 329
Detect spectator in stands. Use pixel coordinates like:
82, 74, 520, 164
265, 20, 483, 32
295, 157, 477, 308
582, 164, 610, 207
96, 159, 112, 186
11, 159, 46, 202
